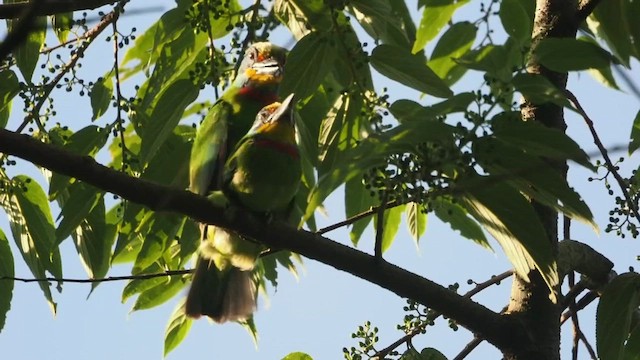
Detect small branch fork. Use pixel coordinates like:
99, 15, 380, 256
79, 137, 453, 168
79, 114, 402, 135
372, 270, 514, 359
564, 89, 640, 222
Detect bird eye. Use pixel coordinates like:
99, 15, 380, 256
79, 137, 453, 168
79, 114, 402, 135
259, 109, 270, 123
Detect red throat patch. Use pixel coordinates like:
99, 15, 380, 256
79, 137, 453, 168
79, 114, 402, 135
237, 86, 279, 105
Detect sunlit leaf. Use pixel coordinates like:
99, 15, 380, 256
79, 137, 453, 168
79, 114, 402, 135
629, 110, 640, 155
55, 182, 102, 243
432, 197, 490, 249
0, 193, 56, 314
282, 352, 313, 360
0, 70, 20, 129
90, 75, 114, 121
345, 177, 376, 246
428, 22, 476, 85
413, 0, 470, 54
460, 179, 558, 298
0, 229, 14, 332
164, 299, 193, 356
280, 31, 337, 100
374, 203, 404, 253
52, 12, 72, 43
132, 276, 186, 311
10, 16, 46, 82
370, 44, 452, 98
406, 202, 427, 248
139, 79, 199, 165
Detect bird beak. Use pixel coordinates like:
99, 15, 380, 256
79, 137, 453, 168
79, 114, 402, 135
271, 93, 296, 124
251, 58, 282, 77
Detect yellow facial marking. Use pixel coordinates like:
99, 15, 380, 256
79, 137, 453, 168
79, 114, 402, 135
244, 68, 281, 84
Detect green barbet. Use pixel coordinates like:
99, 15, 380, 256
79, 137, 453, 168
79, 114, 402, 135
186, 42, 297, 323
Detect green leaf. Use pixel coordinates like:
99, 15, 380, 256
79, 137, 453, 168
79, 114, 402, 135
10, 16, 46, 82
345, 177, 376, 246
460, 179, 558, 298
512, 73, 570, 107
432, 197, 490, 249
535, 38, 613, 72
456, 45, 511, 81
164, 299, 193, 357
597, 273, 640, 360
390, 93, 475, 123
0, 229, 14, 332
53, 12, 73, 43
132, 276, 186, 311
73, 199, 116, 283
282, 352, 313, 360
48, 125, 109, 199
624, 325, 640, 360
280, 31, 337, 100
370, 44, 453, 98
0, 70, 20, 129
499, 0, 532, 44
349, 0, 411, 48
491, 111, 592, 168
400, 347, 447, 360
122, 2, 191, 69
55, 183, 102, 243
590, 0, 633, 65
428, 22, 476, 85
133, 214, 185, 274
11, 175, 60, 278
274, 0, 331, 39
374, 204, 404, 253
629, 110, 640, 155
473, 137, 597, 231
406, 202, 427, 247
0, 193, 56, 314
121, 265, 167, 303
413, 0, 470, 54
139, 79, 199, 165
90, 76, 114, 121
317, 94, 364, 176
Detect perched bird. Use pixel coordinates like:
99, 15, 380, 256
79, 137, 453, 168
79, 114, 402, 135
186, 42, 293, 322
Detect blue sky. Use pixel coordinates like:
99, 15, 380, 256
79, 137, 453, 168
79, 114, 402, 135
1, 1, 639, 359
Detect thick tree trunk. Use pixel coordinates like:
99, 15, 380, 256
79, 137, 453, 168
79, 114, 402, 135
505, 1, 580, 359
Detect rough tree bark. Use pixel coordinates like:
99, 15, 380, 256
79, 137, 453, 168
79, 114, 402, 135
505, 0, 584, 359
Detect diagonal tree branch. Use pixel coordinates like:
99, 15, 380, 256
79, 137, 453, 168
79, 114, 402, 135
0, 0, 119, 19
0, 127, 529, 354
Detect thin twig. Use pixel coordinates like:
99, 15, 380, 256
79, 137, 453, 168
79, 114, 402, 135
564, 89, 640, 221
568, 272, 580, 360
374, 191, 388, 259
561, 290, 598, 324
0, 269, 192, 283
578, 327, 598, 359
372, 270, 513, 359
317, 199, 407, 235
561, 279, 588, 311
111, 11, 127, 171
14, 9, 119, 134
452, 336, 483, 360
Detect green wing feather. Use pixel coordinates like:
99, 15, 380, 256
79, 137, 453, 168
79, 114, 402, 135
189, 100, 231, 195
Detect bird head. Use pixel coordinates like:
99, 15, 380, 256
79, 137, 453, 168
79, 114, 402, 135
236, 42, 287, 87
250, 93, 297, 141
